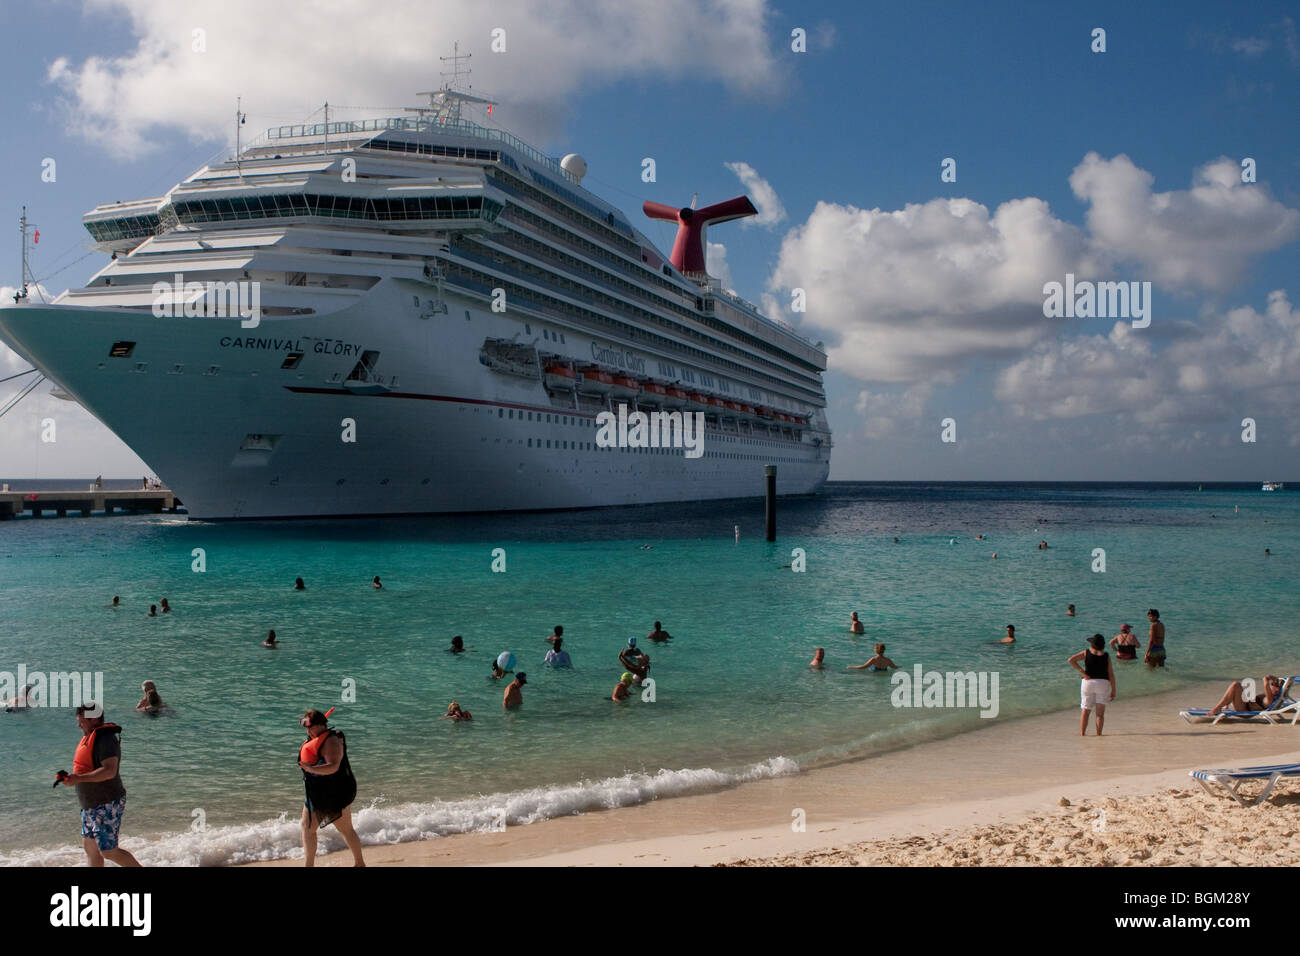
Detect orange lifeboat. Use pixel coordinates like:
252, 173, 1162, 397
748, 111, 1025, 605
610, 374, 641, 400
663, 387, 689, 408
577, 366, 613, 394
544, 363, 576, 390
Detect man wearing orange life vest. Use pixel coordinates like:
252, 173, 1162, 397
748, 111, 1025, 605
298, 709, 365, 867
59, 704, 142, 866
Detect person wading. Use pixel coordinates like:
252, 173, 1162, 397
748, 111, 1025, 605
297, 708, 364, 866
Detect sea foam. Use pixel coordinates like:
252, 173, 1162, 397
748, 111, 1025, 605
0, 757, 798, 867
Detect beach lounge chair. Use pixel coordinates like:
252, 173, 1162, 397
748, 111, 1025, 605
1190, 763, 1300, 806
1179, 676, 1297, 724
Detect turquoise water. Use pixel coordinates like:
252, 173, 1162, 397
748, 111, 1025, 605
0, 482, 1295, 864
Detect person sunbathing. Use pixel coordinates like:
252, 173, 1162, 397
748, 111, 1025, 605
1210, 675, 1285, 715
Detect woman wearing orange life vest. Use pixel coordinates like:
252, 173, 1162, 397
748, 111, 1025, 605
297, 708, 364, 867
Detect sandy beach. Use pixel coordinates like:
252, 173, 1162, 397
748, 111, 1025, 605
250, 679, 1300, 867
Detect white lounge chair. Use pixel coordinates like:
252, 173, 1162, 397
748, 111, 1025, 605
1190, 763, 1300, 806
1180, 676, 1297, 724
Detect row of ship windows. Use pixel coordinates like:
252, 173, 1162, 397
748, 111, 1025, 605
478, 405, 799, 446
366, 139, 499, 161
84, 195, 505, 242
174, 193, 501, 223
483, 434, 803, 463
501, 203, 699, 312
487, 170, 640, 256
444, 260, 819, 406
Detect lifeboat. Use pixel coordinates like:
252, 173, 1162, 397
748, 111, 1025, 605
723, 400, 742, 414
543, 363, 576, 391
577, 366, 613, 394
705, 395, 726, 409
663, 386, 689, 408
687, 391, 710, 411
643, 382, 669, 404
757, 406, 775, 420
610, 373, 641, 400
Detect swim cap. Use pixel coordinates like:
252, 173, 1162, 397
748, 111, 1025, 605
497, 651, 516, 670
627, 637, 637, 647
621, 672, 633, 683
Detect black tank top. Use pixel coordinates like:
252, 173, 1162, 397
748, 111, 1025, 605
1084, 650, 1109, 679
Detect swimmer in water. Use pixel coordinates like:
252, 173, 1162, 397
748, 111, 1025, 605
503, 673, 526, 709
544, 637, 572, 668
135, 681, 164, 715
490, 662, 509, 679
976, 534, 985, 541
992, 552, 998, 560
442, 701, 472, 721
263, 629, 278, 648
646, 621, 672, 642
810, 647, 825, 669
892, 537, 899, 543
999, 624, 1016, 644
1067, 604, 1076, 617
160, 598, 171, 613
849, 612, 864, 634
546, 625, 563, 644
148, 604, 158, 617
4, 684, 35, 712
619, 639, 650, 682
109, 596, 121, 609
612, 672, 634, 701
449, 635, 465, 654
372, 576, 383, 590
294, 577, 306, 591
1038, 540, 1048, 550
848, 643, 898, 671
1143, 609, 1166, 668
1109, 624, 1139, 660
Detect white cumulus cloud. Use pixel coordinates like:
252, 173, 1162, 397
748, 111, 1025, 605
768, 154, 1299, 385
1068, 153, 1300, 294
723, 161, 786, 227
994, 290, 1300, 427
706, 241, 734, 292
48, 0, 783, 159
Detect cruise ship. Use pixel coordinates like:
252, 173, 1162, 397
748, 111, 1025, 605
0, 86, 831, 519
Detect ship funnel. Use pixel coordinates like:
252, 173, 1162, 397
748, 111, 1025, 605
642, 195, 757, 274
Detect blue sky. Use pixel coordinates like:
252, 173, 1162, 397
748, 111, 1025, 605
1, 0, 1297, 480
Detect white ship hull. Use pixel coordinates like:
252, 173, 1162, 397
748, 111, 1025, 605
0, 281, 829, 519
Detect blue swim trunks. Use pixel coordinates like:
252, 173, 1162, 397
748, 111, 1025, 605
81, 796, 126, 851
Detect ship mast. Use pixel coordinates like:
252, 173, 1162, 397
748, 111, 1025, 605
14, 206, 38, 302
407, 41, 495, 127
235, 97, 246, 180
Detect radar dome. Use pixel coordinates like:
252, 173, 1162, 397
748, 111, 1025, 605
561, 153, 588, 183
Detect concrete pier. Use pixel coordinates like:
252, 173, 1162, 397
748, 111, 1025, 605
0, 489, 182, 519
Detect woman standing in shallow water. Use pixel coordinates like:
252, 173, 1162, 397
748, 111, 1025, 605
1143, 609, 1166, 667
1069, 634, 1115, 736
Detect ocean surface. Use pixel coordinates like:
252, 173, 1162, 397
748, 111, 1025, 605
0, 481, 1294, 865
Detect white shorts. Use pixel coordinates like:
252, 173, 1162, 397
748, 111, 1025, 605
1081, 678, 1110, 709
